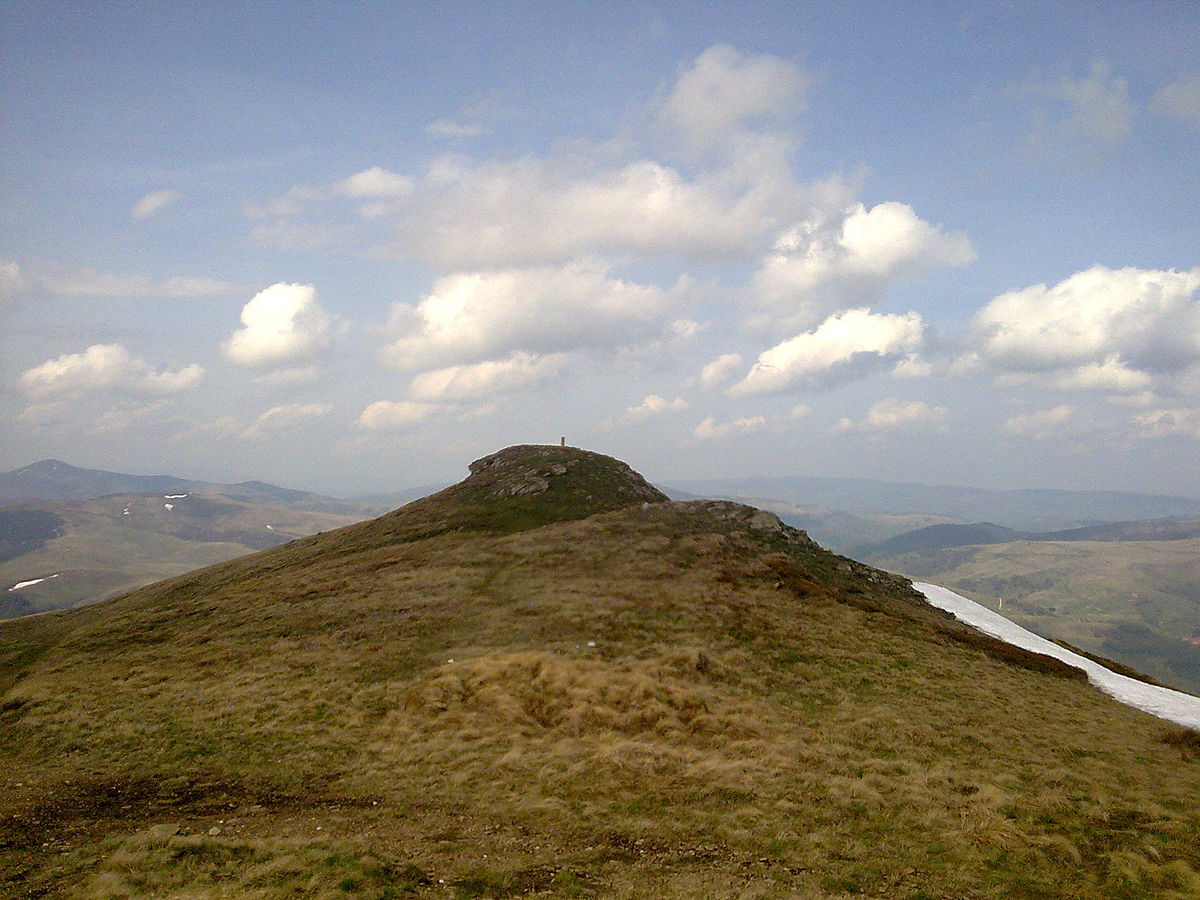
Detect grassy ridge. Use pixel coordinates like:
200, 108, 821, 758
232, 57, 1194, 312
865, 537, 1200, 695
2, 448, 1198, 898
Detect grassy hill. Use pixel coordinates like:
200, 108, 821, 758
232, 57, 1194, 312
861, 535, 1200, 696
0, 493, 369, 618
2, 445, 1198, 899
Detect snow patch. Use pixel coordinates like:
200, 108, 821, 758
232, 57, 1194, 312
164, 503, 174, 511
265, 524, 274, 531
163, 493, 189, 499
7, 573, 61, 592
915, 582, 1200, 730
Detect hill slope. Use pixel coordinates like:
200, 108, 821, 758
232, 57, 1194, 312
2, 445, 1198, 899
0, 493, 370, 619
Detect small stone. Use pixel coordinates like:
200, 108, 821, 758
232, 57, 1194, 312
208, 826, 221, 836
148, 823, 179, 839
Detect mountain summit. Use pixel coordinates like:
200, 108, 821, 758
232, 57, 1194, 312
2, 446, 1198, 898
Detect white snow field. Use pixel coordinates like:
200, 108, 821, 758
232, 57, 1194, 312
915, 582, 1200, 730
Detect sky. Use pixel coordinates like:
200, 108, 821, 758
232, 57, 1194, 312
2, 1, 1199, 498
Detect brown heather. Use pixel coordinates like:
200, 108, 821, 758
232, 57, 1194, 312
1, 446, 1198, 899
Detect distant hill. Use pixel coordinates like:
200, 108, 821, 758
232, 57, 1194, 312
853, 517, 1200, 558
859, 520, 1200, 695
0, 491, 370, 618
672, 475, 1200, 532
0, 459, 368, 514
3, 444, 1199, 897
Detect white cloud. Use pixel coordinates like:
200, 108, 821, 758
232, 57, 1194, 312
241, 49, 839, 270
408, 352, 568, 402
244, 403, 332, 438
851, 398, 948, 432
223, 283, 335, 370
1016, 61, 1133, 163
334, 167, 414, 218
131, 189, 182, 219
382, 261, 686, 370
750, 202, 975, 331
790, 403, 810, 420
1133, 407, 1200, 440
693, 353, 743, 389
693, 415, 766, 440
394, 153, 818, 269
1050, 355, 1154, 393
656, 45, 809, 158
0, 259, 239, 298
971, 266, 1200, 392
356, 400, 443, 432
1152, 72, 1200, 127
1002, 405, 1076, 440
19, 344, 204, 399
892, 354, 933, 379
732, 308, 926, 395
335, 167, 413, 200
604, 394, 689, 429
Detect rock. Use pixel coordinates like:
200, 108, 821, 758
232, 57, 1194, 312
208, 826, 221, 836
148, 823, 179, 839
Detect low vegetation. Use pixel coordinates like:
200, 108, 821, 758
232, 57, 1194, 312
2, 446, 1198, 898
862, 537, 1200, 694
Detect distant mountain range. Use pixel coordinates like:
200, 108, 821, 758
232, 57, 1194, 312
0, 460, 403, 619
856, 519, 1200, 695
670, 475, 1200, 533
0, 459, 370, 514
852, 517, 1200, 558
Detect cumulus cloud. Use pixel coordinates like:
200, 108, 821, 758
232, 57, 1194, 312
131, 189, 182, 219
655, 45, 809, 158
693, 353, 743, 390
408, 352, 568, 402
1002, 405, 1076, 440
223, 283, 335, 370
393, 152, 818, 269
971, 265, 1200, 395
243, 48, 840, 269
1016, 61, 1133, 163
750, 202, 975, 331
19, 344, 204, 399
693, 415, 766, 440
356, 400, 444, 432
603, 394, 689, 429
243, 403, 332, 438
732, 308, 925, 395
838, 398, 948, 432
1152, 72, 1200, 127
382, 261, 687, 371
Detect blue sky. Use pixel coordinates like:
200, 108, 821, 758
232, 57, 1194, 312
2, 1, 1198, 497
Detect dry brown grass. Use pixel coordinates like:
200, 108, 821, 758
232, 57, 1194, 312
3, 447, 1200, 898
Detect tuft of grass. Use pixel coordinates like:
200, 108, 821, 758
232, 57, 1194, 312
1159, 726, 1200, 758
